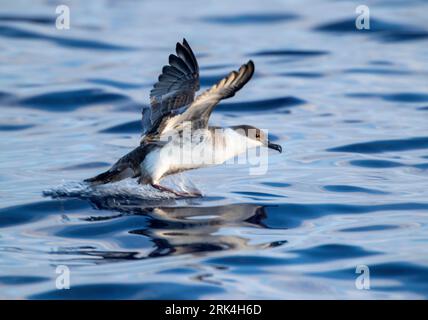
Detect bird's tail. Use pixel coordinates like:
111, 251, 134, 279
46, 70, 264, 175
84, 167, 134, 186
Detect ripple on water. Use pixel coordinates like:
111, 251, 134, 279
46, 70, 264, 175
262, 202, 428, 229
87, 78, 145, 90
314, 17, 428, 42
328, 137, 428, 153
339, 224, 400, 232
346, 92, 428, 103
60, 162, 111, 171
349, 159, 404, 168
0, 124, 34, 131
100, 120, 142, 134
202, 13, 299, 25
309, 262, 428, 298
251, 49, 329, 57
323, 185, 388, 195
18, 88, 133, 112
217, 96, 305, 111
0, 275, 49, 285
279, 72, 324, 78
30, 282, 224, 300
287, 244, 380, 264
0, 14, 55, 25
0, 199, 90, 228
0, 25, 134, 50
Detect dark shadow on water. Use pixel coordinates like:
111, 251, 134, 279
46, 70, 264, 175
35, 188, 286, 261
30, 282, 224, 300
100, 120, 142, 134
343, 68, 412, 75
279, 72, 325, 78
86, 78, 145, 90
0, 275, 49, 285
251, 49, 328, 57
349, 159, 404, 168
328, 136, 428, 153
74, 199, 277, 259
0, 14, 55, 25
0, 199, 91, 228
0, 25, 134, 50
346, 92, 428, 103
309, 262, 428, 298
18, 88, 135, 112
314, 17, 428, 42
263, 202, 428, 229
217, 96, 305, 111
323, 185, 388, 195
60, 162, 111, 171
339, 224, 400, 232
0, 124, 34, 131
202, 13, 299, 25
33, 186, 428, 265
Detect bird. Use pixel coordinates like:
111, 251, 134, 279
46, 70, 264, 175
85, 39, 282, 197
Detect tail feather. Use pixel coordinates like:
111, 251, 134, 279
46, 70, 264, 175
84, 167, 134, 186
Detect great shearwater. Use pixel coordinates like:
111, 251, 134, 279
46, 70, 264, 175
85, 39, 282, 197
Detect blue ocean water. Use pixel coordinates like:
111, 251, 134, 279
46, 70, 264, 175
0, 0, 428, 299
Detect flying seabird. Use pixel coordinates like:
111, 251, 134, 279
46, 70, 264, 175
85, 39, 282, 197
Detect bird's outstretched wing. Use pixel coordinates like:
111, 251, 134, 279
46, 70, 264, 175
168, 60, 254, 130
141, 38, 199, 138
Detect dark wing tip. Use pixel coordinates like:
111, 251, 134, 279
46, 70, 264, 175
245, 60, 255, 79
236, 60, 255, 87
182, 38, 189, 48
181, 38, 199, 72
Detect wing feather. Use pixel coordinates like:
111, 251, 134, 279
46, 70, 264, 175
175, 60, 255, 128
142, 38, 199, 136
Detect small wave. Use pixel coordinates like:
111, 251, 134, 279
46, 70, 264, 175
323, 185, 388, 195
60, 162, 111, 171
350, 159, 404, 168
202, 13, 299, 25
343, 68, 411, 75
346, 92, 428, 103
0, 123, 34, 131
18, 88, 134, 112
314, 17, 428, 43
315, 17, 405, 33
327, 136, 428, 154
252, 49, 328, 57
0, 25, 134, 51
339, 224, 399, 232
217, 96, 305, 111
100, 120, 141, 134
0, 14, 54, 25
279, 72, 324, 78
86, 78, 144, 90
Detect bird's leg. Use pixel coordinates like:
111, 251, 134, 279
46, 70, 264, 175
150, 183, 201, 198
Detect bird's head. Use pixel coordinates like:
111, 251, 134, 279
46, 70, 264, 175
231, 125, 282, 153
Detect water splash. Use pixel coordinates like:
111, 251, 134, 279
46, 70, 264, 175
43, 175, 202, 203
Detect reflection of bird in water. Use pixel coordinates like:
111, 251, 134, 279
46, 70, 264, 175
81, 199, 285, 259
85, 39, 281, 197
132, 204, 271, 257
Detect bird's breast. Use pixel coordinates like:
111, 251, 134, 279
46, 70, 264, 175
140, 129, 256, 182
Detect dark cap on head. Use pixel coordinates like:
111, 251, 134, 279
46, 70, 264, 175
231, 125, 282, 153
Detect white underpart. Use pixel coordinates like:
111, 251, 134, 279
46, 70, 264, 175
141, 128, 263, 183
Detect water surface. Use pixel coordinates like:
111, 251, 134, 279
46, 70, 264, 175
1, 0, 428, 299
